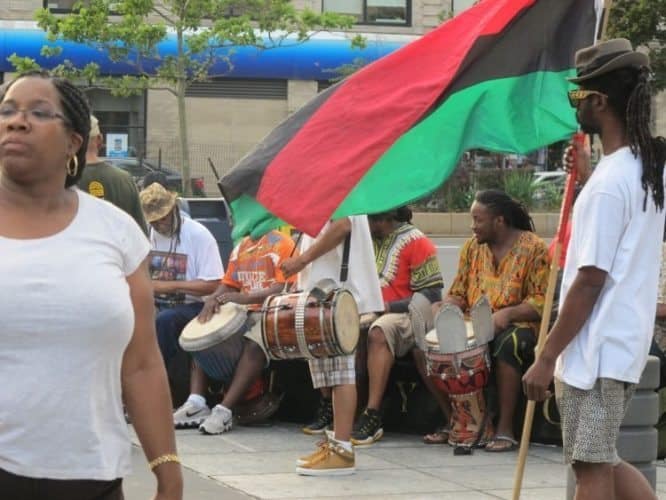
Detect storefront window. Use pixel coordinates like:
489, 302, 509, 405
323, 0, 409, 25
44, 0, 83, 12
85, 89, 146, 158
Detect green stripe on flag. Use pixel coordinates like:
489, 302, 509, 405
333, 69, 579, 218
230, 194, 285, 242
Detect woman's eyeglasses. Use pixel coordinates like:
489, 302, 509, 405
0, 105, 69, 124
567, 89, 607, 108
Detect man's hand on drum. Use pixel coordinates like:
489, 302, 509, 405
280, 255, 306, 278
198, 291, 245, 323
216, 291, 245, 305
492, 308, 512, 334
522, 355, 555, 402
198, 295, 221, 323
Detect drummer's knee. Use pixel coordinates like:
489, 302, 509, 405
245, 340, 268, 366
367, 326, 388, 347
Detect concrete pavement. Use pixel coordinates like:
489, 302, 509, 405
128, 424, 666, 499
124, 445, 251, 499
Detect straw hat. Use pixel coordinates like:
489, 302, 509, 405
568, 38, 649, 84
140, 182, 178, 222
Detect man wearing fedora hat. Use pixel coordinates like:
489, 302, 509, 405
140, 182, 224, 426
524, 38, 664, 500
78, 115, 147, 233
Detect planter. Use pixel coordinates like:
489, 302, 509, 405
413, 212, 560, 238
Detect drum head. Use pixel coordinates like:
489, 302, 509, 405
333, 289, 360, 353
465, 320, 474, 339
180, 302, 247, 351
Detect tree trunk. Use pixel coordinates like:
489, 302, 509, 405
176, 29, 192, 196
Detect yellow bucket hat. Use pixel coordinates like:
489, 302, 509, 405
140, 182, 178, 223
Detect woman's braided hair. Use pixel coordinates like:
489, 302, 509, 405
0, 71, 91, 188
585, 66, 666, 211
475, 189, 534, 232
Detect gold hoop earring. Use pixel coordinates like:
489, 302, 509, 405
67, 155, 79, 177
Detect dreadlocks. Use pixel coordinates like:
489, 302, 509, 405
585, 67, 666, 211
475, 189, 534, 232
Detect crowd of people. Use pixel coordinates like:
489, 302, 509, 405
1, 37, 664, 499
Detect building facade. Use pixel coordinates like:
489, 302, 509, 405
3, 1, 478, 192
15, 1, 661, 196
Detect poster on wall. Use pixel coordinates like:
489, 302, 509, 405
106, 133, 129, 157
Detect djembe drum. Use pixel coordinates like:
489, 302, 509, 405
425, 297, 495, 453
179, 302, 247, 384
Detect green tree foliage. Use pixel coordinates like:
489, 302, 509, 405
10, 0, 363, 194
607, 0, 666, 91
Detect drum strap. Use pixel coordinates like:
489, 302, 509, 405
339, 233, 351, 283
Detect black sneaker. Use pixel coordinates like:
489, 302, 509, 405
302, 397, 333, 435
351, 408, 384, 446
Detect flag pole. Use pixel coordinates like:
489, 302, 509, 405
510, 135, 580, 500
511, 2, 612, 498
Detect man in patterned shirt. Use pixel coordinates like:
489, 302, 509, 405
437, 190, 549, 452
351, 206, 444, 445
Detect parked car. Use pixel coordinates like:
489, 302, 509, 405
532, 170, 566, 201
100, 157, 206, 196
179, 197, 234, 268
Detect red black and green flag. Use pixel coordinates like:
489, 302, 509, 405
220, 0, 601, 239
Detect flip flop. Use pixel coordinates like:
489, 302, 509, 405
423, 427, 451, 445
484, 435, 518, 452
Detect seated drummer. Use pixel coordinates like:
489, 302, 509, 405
139, 183, 223, 409
349, 206, 445, 446
189, 229, 296, 433
432, 189, 549, 452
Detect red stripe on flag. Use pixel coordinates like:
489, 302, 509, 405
256, 0, 535, 235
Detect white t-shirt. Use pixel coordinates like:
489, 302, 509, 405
555, 147, 666, 389
298, 215, 383, 315
0, 190, 149, 480
149, 216, 224, 303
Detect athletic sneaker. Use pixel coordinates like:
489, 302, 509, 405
351, 408, 384, 446
173, 401, 211, 429
302, 397, 333, 435
199, 405, 233, 435
296, 441, 355, 476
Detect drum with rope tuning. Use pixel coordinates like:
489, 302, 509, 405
261, 287, 359, 360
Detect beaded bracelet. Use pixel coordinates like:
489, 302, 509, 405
149, 453, 181, 470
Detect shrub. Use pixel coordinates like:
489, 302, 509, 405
503, 169, 536, 208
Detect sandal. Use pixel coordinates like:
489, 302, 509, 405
423, 427, 451, 445
484, 435, 518, 452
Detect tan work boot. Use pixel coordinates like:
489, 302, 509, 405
296, 441, 355, 476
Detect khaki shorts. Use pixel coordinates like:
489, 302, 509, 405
244, 311, 269, 366
369, 313, 415, 358
555, 378, 636, 465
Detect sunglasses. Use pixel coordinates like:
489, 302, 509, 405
567, 89, 607, 108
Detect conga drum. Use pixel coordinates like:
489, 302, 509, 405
179, 302, 247, 384
425, 329, 494, 448
261, 287, 359, 360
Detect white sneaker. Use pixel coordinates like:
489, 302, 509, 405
173, 401, 211, 429
199, 405, 233, 435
